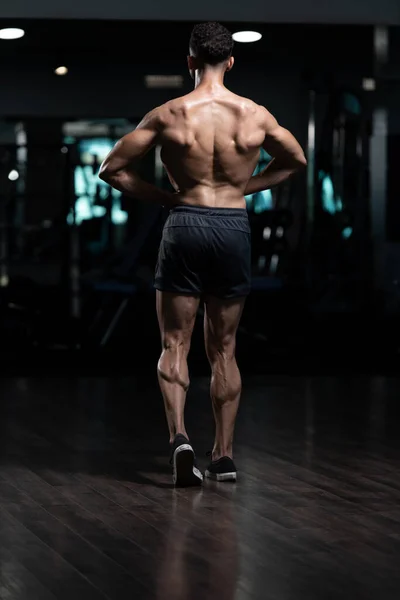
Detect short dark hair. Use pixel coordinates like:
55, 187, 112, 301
189, 22, 234, 66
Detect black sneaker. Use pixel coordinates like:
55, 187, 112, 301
170, 434, 203, 487
205, 453, 237, 482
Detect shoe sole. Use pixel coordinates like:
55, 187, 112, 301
205, 470, 237, 482
173, 444, 203, 487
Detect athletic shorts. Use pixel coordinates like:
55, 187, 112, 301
154, 205, 251, 299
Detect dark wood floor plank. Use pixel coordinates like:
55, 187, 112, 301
0, 506, 107, 600
0, 481, 152, 600
239, 453, 388, 513
0, 546, 57, 600
1, 374, 399, 600
0, 466, 242, 598
0, 467, 73, 508
1, 458, 259, 584
62, 476, 243, 560
61, 474, 298, 595
0, 469, 160, 587
308, 458, 400, 500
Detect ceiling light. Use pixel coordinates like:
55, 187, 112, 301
363, 78, 376, 91
8, 170, 19, 181
0, 28, 25, 40
232, 31, 262, 43
55, 66, 68, 76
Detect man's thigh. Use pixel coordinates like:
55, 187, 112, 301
156, 291, 200, 345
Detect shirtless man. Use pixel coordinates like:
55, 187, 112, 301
99, 22, 306, 486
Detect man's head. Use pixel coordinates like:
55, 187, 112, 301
188, 22, 234, 77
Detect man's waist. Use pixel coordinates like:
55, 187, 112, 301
171, 204, 248, 218
175, 184, 245, 207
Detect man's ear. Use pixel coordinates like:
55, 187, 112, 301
226, 56, 235, 72
187, 55, 197, 79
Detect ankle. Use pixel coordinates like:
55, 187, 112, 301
171, 430, 189, 443
212, 447, 233, 462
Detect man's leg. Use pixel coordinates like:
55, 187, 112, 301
204, 296, 246, 462
156, 290, 200, 442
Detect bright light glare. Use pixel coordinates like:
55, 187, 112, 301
0, 28, 25, 40
232, 31, 262, 43
8, 170, 19, 181
55, 66, 68, 76
363, 78, 376, 91
263, 227, 271, 240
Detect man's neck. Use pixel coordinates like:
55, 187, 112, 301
194, 66, 226, 91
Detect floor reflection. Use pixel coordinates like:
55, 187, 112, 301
156, 487, 239, 600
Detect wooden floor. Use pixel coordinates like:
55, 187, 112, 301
0, 374, 399, 600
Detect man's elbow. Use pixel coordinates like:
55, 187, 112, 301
280, 153, 307, 172
98, 164, 113, 183
294, 153, 307, 170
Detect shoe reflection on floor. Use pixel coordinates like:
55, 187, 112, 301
155, 486, 239, 600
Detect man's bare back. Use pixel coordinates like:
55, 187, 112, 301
159, 88, 265, 208
99, 86, 306, 210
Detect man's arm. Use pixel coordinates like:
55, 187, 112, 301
99, 108, 175, 206
244, 109, 307, 196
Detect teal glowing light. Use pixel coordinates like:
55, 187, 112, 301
67, 138, 128, 226
319, 171, 343, 215
319, 170, 352, 239
320, 171, 336, 214
245, 190, 273, 213
343, 93, 361, 116
342, 227, 353, 239
245, 149, 273, 213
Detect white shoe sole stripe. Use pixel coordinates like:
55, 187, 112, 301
205, 470, 237, 482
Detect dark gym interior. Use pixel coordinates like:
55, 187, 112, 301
0, 4, 399, 599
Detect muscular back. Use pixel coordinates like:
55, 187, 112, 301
159, 89, 266, 208
99, 84, 305, 209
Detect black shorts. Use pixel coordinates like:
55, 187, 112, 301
154, 205, 251, 299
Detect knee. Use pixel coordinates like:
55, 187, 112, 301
206, 337, 236, 367
158, 338, 190, 390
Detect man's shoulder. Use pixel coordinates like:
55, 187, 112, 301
227, 93, 267, 119
242, 101, 277, 131
230, 92, 257, 107
149, 97, 185, 125
148, 93, 270, 123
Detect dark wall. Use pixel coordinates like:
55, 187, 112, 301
0, 23, 375, 149
0, 0, 399, 24
0, 61, 308, 143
